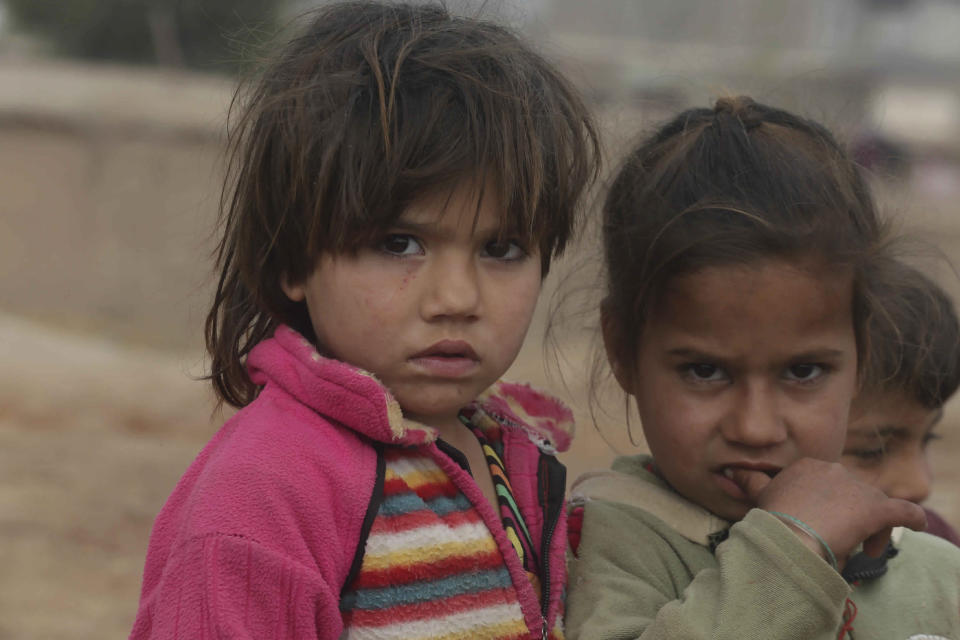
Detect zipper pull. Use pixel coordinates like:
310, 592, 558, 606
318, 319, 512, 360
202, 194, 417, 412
541, 618, 548, 640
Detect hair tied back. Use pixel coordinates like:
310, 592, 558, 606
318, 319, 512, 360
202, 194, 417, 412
713, 95, 763, 131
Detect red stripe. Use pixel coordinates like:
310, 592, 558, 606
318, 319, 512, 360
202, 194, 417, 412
350, 548, 505, 589
383, 449, 432, 463
369, 505, 482, 535
383, 475, 459, 500
411, 479, 459, 501
344, 586, 519, 627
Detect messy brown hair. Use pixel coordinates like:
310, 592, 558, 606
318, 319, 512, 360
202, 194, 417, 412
206, 1, 600, 407
862, 262, 960, 409
601, 96, 887, 381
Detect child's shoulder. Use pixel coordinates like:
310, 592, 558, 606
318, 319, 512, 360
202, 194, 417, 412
218, 385, 381, 478
845, 528, 960, 636
892, 525, 960, 574
182, 391, 382, 527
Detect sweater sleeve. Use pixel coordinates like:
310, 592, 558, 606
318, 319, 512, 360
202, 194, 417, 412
565, 505, 851, 640
130, 532, 343, 640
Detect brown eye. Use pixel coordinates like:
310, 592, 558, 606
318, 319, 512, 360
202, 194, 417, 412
784, 363, 824, 383
380, 234, 422, 256
483, 240, 524, 260
681, 363, 726, 383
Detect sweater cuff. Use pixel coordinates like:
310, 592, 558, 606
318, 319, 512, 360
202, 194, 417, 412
729, 509, 851, 615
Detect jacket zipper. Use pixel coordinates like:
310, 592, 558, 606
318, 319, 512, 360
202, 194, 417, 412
540, 510, 557, 640
538, 451, 565, 640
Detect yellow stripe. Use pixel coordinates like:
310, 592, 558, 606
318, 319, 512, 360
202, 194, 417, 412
361, 536, 500, 571
505, 526, 523, 560
384, 466, 449, 490
481, 443, 505, 469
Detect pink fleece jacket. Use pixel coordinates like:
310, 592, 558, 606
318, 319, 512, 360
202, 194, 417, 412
129, 325, 573, 639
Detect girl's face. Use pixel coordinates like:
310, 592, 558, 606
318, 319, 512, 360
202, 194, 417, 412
283, 179, 542, 430
843, 390, 940, 504
607, 259, 859, 521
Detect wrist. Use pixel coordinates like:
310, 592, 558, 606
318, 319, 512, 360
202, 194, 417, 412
766, 510, 840, 572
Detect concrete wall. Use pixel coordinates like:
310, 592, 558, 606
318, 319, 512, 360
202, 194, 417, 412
0, 59, 232, 351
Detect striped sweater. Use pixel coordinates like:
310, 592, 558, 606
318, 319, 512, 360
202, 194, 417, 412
129, 325, 572, 639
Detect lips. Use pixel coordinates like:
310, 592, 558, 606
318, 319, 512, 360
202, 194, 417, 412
409, 340, 479, 377
713, 462, 782, 501
411, 340, 478, 360
720, 463, 782, 480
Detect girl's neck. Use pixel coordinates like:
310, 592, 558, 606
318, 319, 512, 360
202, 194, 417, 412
419, 411, 501, 515
406, 411, 464, 440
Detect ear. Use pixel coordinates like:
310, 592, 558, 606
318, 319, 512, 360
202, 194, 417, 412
601, 299, 633, 392
280, 274, 307, 302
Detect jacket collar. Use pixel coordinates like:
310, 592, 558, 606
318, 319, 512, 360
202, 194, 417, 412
570, 455, 729, 547
247, 325, 573, 450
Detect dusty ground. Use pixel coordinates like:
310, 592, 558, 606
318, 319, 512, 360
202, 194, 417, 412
3, 59, 960, 639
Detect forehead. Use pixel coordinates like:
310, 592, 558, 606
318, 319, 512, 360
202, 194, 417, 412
647, 259, 855, 356
849, 390, 942, 440
397, 177, 514, 234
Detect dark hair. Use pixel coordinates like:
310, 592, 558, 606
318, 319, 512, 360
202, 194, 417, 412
602, 96, 886, 378
206, 1, 600, 407
862, 262, 960, 409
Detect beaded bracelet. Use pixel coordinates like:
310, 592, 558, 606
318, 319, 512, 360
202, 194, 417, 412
767, 510, 839, 571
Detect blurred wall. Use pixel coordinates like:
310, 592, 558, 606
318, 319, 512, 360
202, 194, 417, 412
0, 59, 231, 351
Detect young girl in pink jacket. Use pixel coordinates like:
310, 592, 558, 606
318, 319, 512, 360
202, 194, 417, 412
128, 3, 599, 638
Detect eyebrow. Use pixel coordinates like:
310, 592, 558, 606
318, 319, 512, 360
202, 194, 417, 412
931, 408, 944, 426
390, 220, 445, 235
847, 424, 910, 439
389, 219, 516, 239
848, 409, 943, 439
665, 348, 848, 361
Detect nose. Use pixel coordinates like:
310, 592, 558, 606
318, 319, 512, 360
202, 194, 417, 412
421, 252, 480, 320
886, 450, 932, 504
721, 379, 787, 448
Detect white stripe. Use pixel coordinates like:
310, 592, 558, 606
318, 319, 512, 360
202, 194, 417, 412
387, 455, 441, 477
344, 602, 526, 640
364, 520, 495, 556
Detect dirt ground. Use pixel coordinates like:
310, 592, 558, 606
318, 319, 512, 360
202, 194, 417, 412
3, 59, 960, 639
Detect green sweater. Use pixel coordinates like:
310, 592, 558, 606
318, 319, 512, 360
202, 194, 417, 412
566, 455, 960, 640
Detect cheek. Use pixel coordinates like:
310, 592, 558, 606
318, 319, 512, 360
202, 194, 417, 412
496, 273, 542, 332
355, 266, 417, 318
803, 398, 853, 459
514, 270, 543, 309
635, 384, 703, 452
848, 462, 895, 495
815, 370, 858, 448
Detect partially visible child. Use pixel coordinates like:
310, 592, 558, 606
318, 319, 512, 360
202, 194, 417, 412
844, 261, 960, 544
566, 97, 960, 639
128, 3, 599, 638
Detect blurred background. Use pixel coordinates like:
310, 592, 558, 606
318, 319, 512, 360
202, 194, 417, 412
2, 0, 960, 637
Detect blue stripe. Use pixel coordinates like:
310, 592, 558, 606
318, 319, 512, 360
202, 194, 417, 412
380, 491, 472, 517
345, 568, 513, 610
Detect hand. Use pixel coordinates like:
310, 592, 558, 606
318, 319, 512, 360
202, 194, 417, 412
728, 458, 927, 570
